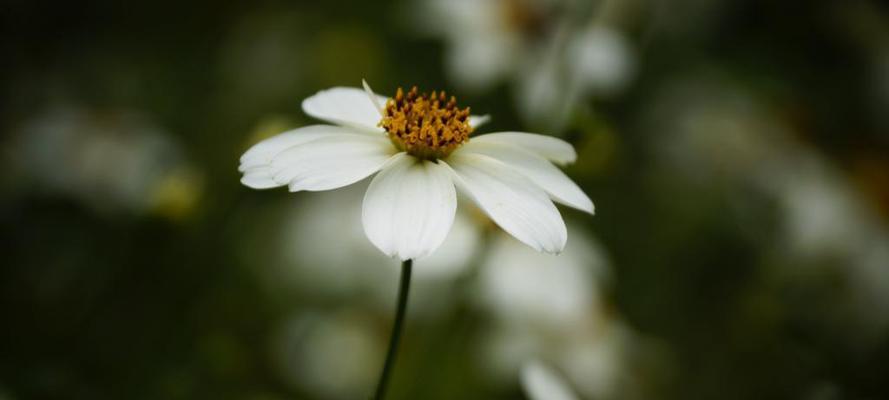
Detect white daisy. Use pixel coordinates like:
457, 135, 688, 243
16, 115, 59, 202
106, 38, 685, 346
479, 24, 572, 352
239, 81, 593, 260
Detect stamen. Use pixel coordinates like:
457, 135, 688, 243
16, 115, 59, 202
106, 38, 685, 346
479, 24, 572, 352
380, 86, 474, 160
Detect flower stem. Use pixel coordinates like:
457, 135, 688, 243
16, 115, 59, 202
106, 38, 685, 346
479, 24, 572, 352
373, 259, 413, 400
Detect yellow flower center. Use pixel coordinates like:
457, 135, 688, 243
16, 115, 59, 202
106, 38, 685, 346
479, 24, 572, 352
380, 86, 473, 160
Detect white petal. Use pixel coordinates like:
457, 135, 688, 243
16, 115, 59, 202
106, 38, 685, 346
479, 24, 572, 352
239, 125, 364, 172
472, 132, 577, 165
444, 153, 567, 253
241, 169, 280, 189
362, 79, 385, 116
302, 87, 388, 133
459, 141, 594, 214
469, 114, 491, 129
240, 125, 371, 190
270, 134, 396, 192
362, 153, 457, 260
521, 360, 580, 400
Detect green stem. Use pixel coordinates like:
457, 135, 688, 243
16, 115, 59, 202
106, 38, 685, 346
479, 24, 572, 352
373, 259, 413, 400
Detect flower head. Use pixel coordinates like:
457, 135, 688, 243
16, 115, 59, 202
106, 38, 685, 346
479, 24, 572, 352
239, 81, 593, 260
381, 87, 474, 159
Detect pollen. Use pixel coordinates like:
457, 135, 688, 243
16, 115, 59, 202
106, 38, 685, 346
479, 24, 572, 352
380, 86, 473, 160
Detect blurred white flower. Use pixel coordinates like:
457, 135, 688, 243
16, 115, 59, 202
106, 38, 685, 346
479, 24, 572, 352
412, 0, 636, 131
474, 223, 636, 399
567, 26, 634, 95
271, 310, 383, 400
763, 153, 873, 258
763, 151, 889, 344
517, 24, 635, 131
556, 322, 633, 400
645, 74, 785, 183
475, 224, 609, 330
521, 360, 579, 400
482, 317, 637, 400
8, 106, 200, 218
645, 74, 889, 347
240, 82, 593, 260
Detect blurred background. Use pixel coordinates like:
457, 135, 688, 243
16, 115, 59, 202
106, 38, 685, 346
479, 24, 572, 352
2, 0, 889, 398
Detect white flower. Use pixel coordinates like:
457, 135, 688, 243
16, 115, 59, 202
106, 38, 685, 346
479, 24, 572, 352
10, 105, 201, 218
239, 82, 593, 260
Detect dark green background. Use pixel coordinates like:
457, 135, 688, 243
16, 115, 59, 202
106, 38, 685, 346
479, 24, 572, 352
2, 0, 888, 398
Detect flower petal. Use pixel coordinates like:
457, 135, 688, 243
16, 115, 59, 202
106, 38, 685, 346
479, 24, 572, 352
472, 132, 577, 165
302, 87, 388, 133
469, 114, 491, 129
444, 153, 567, 253
459, 141, 594, 214
521, 360, 580, 400
270, 134, 396, 192
362, 153, 457, 260
239, 125, 364, 172
241, 169, 280, 189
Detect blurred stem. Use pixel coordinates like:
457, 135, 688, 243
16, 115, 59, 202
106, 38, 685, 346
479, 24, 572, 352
373, 259, 413, 400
